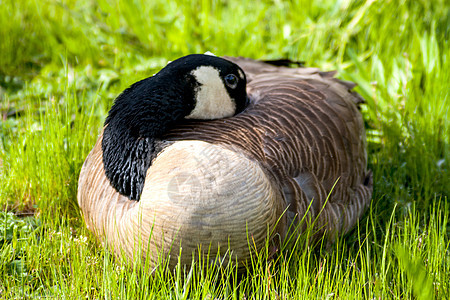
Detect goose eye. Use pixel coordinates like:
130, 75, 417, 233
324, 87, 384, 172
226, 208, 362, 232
224, 74, 238, 89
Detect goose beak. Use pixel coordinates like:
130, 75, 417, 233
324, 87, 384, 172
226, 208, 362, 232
245, 95, 250, 107
236, 96, 251, 115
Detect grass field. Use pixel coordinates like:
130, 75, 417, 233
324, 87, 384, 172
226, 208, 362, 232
0, 0, 449, 298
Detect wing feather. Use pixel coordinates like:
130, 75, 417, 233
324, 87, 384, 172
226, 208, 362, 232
166, 57, 372, 237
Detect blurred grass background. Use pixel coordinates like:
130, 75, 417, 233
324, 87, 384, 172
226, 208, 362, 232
0, 0, 448, 298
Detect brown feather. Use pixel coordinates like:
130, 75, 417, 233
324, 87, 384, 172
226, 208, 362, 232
78, 56, 372, 269
167, 57, 372, 238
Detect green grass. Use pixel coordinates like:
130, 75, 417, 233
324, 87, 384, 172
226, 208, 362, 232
0, 0, 448, 298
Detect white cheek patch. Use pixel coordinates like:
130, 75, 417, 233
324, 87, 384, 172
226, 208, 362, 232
238, 69, 245, 81
186, 66, 236, 120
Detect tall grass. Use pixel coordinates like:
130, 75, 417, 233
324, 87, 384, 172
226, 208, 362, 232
0, 203, 447, 298
0, 0, 448, 298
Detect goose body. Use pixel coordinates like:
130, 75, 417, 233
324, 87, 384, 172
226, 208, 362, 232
78, 55, 372, 269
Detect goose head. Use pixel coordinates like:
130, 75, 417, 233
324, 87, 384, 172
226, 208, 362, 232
102, 54, 249, 200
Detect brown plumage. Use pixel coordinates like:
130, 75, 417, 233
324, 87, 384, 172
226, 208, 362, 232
78, 56, 372, 270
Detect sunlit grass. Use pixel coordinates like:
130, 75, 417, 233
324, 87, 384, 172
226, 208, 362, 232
0, 0, 448, 298
0, 204, 447, 298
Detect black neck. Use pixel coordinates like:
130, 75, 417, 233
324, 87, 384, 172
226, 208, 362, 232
101, 75, 196, 200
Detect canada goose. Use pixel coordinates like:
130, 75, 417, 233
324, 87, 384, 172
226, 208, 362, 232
78, 54, 372, 269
